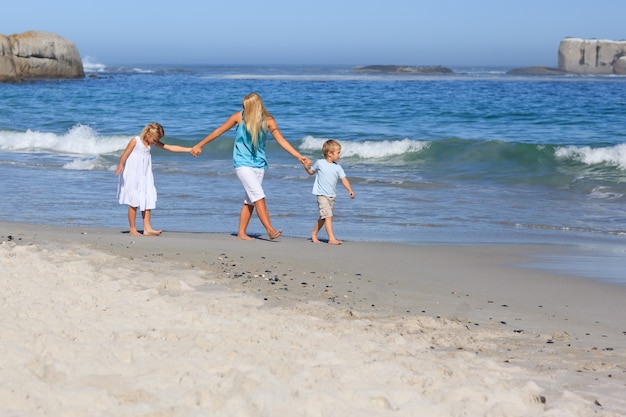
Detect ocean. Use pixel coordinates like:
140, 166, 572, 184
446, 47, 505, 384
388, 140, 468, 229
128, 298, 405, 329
1, 63, 626, 282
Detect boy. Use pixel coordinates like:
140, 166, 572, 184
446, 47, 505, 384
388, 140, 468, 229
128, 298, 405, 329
304, 139, 355, 244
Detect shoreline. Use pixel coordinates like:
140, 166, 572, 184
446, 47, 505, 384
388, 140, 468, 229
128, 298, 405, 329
2, 221, 626, 415
4, 221, 625, 342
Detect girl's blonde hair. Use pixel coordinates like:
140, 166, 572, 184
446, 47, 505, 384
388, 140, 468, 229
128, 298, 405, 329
141, 122, 165, 140
242, 93, 270, 149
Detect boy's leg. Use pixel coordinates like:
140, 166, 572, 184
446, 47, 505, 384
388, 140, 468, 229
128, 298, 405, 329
312, 195, 328, 243
141, 209, 162, 236
128, 206, 140, 236
316, 196, 340, 244
324, 216, 341, 245
311, 218, 324, 243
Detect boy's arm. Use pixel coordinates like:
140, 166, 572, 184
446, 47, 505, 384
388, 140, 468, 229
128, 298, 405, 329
303, 159, 316, 175
341, 177, 355, 198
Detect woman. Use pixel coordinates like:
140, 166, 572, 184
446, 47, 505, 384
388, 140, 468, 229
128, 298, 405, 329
191, 93, 310, 240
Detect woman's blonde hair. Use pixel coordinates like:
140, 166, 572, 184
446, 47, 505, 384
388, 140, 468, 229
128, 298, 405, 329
242, 93, 270, 149
141, 122, 165, 140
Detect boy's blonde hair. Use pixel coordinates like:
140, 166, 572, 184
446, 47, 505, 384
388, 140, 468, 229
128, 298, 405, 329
242, 93, 270, 149
322, 139, 341, 157
141, 122, 165, 140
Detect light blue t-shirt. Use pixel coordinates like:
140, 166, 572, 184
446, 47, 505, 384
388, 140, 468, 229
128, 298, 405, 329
310, 159, 346, 197
233, 116, 267, 169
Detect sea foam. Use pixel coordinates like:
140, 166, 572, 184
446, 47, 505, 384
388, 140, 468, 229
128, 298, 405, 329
82, 56, 107, 73
299, 136, 429, 159
0, 125, 128, 156
555, 143, 626, 170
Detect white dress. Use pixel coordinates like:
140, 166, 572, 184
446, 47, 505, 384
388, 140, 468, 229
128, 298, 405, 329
117, 136, 157, 211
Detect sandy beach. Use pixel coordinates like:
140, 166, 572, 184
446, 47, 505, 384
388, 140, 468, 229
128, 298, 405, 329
1, 221, 625, 416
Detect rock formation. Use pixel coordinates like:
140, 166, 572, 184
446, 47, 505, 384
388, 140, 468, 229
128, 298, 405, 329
558, 38, 626, 75
505, 66, 567, 76
353, 65, 454, 75
0, 31, 84, 82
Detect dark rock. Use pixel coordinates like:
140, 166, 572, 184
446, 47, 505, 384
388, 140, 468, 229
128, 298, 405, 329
506, 66, 567, 76
353, 65, 454, 75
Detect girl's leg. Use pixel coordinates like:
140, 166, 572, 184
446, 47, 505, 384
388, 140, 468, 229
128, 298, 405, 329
238, 204, 255, 240
128, 206, 140, 236
253, 198, 282, 239
141, 209, 162, 236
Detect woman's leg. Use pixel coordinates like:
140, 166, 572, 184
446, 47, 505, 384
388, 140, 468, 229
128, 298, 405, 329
253, 198, 282, 239
238, 204, 255, 240
236, 167, 281, 239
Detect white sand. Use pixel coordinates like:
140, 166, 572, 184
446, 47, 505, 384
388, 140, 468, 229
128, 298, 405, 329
1, 222, 625, 416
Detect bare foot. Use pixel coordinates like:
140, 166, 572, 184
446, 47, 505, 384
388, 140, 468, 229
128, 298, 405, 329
129, 230, 141, 236
269, 230, 282, 240
328, 239, 342, 245
143, 229, 162, 236
237, 234, 254, 240
311, 233, 320, 243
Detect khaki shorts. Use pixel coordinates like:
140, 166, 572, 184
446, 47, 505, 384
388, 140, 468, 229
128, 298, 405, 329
317, 195, 335, 219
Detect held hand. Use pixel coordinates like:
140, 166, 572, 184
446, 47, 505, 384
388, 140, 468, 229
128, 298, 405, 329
299, 156, 311, 167
191, 145, 202, 157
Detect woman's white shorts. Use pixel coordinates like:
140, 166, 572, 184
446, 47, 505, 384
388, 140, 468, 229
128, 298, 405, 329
236, 166, 266, 205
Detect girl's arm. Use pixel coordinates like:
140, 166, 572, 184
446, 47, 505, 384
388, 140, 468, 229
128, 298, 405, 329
191, 112, 240, 156
341, 177, 355, 198
267, 117, 310, 166
153, 141, 192, 153
115, 137, 136, 176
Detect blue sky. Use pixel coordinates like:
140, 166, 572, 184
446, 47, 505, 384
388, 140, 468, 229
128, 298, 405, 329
3, 0, 625, 67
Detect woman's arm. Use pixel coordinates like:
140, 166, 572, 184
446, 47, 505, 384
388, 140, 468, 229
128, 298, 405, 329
191, 112, 240, 157
115, 137, 136, 176
267, 117, 310, 166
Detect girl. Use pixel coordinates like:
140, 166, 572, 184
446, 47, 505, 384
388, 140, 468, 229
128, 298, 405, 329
191, 93, 310, 240
116, 122, 191, 236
